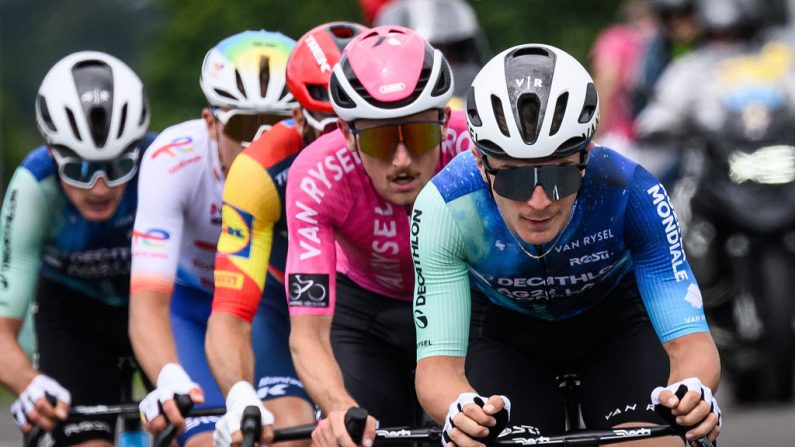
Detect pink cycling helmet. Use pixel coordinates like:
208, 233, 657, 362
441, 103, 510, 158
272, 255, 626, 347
329, 25, 454, 121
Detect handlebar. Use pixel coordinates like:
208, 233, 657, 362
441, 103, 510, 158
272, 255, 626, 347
22, 404, 714, 447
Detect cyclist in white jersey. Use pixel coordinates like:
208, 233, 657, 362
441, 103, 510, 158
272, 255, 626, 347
129, 30, 297, 447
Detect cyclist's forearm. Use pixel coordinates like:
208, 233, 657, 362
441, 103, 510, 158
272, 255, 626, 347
129, 289, 179, 382
289, 315, 356, 414
0, 317, 38, 394
416, 355, 474, 423
206, 312, 254, 395
664, 332, 721, 391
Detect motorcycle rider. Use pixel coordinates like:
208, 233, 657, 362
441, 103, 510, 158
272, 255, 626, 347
636, 0, 795, 402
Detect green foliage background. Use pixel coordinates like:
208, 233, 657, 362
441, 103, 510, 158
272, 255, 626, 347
0, 0, 624, 193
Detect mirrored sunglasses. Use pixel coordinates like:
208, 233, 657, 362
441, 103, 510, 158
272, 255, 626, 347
51, 146, 140, 189
213, 107, 287, 144
349, 120, 444, 162
482, 153, 587, 202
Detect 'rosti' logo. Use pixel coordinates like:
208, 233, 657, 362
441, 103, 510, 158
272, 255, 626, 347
217, 205, 253, 257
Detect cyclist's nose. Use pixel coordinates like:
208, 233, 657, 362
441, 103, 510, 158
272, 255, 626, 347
392, 142, 412, 168
90, 177, 111, 194
526, 185, 552, 209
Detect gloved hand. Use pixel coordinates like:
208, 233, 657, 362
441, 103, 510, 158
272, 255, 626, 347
10, 375, 71, 432
652, 377, 722, 444
442, 392, 511, 446
139, 363, 203, 434
214, 381, 274, 447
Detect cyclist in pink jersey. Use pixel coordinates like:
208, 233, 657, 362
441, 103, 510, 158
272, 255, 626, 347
284, 26, 470, 447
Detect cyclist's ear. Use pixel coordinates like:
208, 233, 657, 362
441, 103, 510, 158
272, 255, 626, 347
203, 108, 219, 139
339, 119, 357, 151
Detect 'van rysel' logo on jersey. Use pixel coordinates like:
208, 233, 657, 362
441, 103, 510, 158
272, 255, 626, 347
287, 274, 329, 307
305, 35, 332, 72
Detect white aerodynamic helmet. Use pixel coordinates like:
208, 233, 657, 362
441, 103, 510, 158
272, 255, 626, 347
200, 30, 297, 114
466, 44, 599, 159
35, 51, 149, 161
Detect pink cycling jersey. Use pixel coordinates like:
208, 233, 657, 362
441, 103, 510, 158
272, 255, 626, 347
285, 110, 470, 316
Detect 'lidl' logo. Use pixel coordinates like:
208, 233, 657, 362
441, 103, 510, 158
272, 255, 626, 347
132, 228, 170, 248
217, 205, 253, 257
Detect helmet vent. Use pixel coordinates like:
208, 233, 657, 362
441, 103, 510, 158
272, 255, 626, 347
139, 98, 148, 126
578, 82, 598, 123
115, 103, 128, 140
279, 83, 291, 101
550, 92, 568, 136
213, 88, 237, 101
491, 94, 509, 137
510, 46, 550, 59
431, 58, 452, 97
89, 105, 109, 146
259, 56, 270, 98
307, 84, 330, 101
329, 24, 356, 39
517, 94, 540, 143
476, 139, 503, 156
234, 70, 247, 99
556, 136, 589, 156
36, 96, 57, 132
65, 108, 82, 142
466, 87, 481, 126
330, 72, 356, 109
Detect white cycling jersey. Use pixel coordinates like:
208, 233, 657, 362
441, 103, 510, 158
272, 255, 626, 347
131, 119, 224, 295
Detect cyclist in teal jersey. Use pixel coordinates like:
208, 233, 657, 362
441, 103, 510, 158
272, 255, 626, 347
411, 44, 722, 447
0, 51, 152, 446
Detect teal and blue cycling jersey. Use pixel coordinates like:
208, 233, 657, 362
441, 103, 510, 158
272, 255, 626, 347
0, 133, 156, 320
412, 147, 710, 358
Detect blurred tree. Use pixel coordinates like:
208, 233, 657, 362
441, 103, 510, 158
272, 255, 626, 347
0, 0, 160, 193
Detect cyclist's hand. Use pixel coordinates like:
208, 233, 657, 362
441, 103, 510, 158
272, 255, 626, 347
10, 375, 71, 433
139, 363, 204, 435
214, 382, 274, 447
442, 393, 511, 447
652, 377, 721, 444
312, 408, 377, 447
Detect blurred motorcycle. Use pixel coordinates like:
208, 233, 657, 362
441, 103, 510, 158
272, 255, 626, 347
673, 40, 795, 402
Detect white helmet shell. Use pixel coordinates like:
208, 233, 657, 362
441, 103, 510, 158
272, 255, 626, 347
35, 51, 149, 161
200, 30, 297, 114
466, 44, 599, 159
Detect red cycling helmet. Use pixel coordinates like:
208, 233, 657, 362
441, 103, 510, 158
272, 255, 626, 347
286, 22, 368, 113
329, 25, 454, 121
